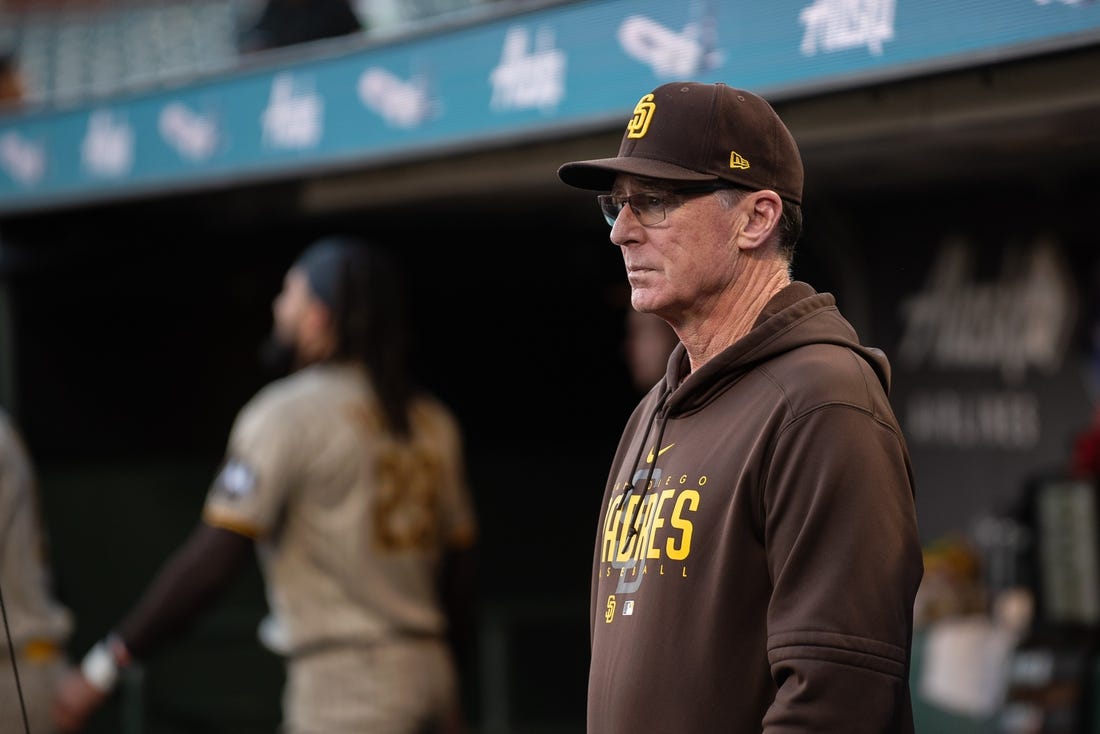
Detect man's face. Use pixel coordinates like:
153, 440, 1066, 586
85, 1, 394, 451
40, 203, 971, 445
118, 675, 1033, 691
607, 174, 749, 326
263, 265, 337, 373
271, 267, 315, 353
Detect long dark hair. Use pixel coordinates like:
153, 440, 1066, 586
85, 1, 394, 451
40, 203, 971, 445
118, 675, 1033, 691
297, 235, 414, 437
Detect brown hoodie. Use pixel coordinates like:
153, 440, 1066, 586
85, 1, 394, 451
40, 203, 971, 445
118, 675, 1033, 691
588, 282, 923, 733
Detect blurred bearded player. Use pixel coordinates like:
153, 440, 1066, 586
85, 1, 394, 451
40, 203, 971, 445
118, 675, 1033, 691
53, 236, 480, 734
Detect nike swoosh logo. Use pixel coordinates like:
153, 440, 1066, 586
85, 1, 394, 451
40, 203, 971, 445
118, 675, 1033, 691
646, 443, 675, 463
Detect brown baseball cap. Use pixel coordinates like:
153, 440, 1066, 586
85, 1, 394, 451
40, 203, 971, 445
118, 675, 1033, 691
557, 82, 803, 205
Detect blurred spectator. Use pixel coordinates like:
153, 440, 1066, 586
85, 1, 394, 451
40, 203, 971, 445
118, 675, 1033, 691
238, 0, 365, 53
914, 533, 1033, 721
914, 536, 987, 628
0, 406, 74, 734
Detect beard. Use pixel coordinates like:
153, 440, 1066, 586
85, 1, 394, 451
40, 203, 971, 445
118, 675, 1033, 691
258, 332, 298, 379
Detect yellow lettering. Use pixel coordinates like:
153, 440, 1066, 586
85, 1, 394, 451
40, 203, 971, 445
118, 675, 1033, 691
699, 475, 708, 487
659, 564, 665, 576
601, 495, 625, 562
616, 495, 640, 561
666, 490, 699, 560
682, 567, 688, 578
679, 474, 687, 484
646, 490, 675, 559
632, 494, 660, 561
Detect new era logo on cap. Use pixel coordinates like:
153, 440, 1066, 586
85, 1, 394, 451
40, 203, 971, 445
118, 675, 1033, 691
557, 81, 803, 205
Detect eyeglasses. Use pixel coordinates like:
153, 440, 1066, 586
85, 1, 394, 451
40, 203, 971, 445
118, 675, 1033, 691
596, 183, 737, 227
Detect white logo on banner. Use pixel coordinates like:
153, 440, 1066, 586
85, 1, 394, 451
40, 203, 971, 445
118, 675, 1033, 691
489, 26, 565, 112
159, 102, 219, 161
800, 0, 895, 56
898, 235, 1076, 384
0, 131, 45, 185
900, 236, 1078, 450
81, 110, 134, 178
618, 15, 721, 77
261, 74, 322, 150
357, 68, 436, 128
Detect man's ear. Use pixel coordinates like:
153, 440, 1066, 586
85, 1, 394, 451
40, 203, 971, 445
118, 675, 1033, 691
738, 190, 783, 251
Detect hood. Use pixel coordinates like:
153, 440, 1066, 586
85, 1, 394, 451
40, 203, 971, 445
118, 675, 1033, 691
660, 281, 891, 416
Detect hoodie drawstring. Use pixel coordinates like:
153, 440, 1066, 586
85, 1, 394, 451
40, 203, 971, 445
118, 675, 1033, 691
620, 384, 671, 544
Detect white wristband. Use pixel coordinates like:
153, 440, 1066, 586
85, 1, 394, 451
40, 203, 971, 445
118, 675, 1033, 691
80, 641, 119, 693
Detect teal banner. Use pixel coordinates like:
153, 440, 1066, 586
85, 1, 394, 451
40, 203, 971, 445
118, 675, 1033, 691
1, 0, 1098, 213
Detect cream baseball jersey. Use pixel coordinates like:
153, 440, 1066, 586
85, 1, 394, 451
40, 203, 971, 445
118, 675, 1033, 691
0, 408, 73, 649
202, 362, 477, 655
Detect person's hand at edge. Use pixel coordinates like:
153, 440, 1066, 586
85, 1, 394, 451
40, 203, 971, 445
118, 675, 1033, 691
52, 634, 130, 732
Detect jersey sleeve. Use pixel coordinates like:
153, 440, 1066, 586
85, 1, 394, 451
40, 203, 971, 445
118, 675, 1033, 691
202, 388, 300, 539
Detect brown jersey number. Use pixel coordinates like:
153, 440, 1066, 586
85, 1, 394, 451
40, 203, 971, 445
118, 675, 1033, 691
371, 440, 444, 552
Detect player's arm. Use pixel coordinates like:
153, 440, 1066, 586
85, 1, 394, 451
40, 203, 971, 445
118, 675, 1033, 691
116, 521, 254, 656
53, 522, 253, 732
762, 404, 922, 731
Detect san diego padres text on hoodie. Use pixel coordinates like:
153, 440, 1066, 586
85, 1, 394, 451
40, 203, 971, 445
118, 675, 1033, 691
588, 281, 923, 734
